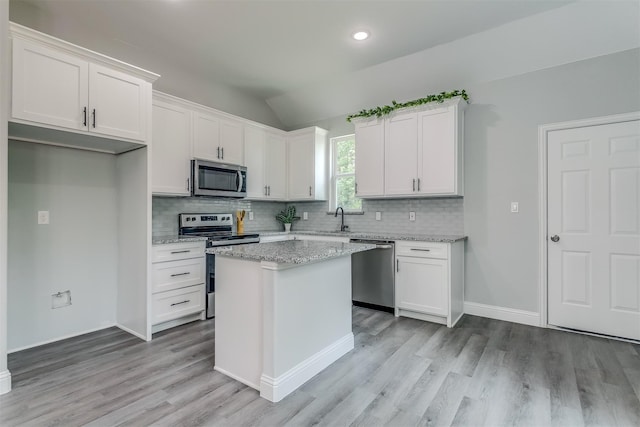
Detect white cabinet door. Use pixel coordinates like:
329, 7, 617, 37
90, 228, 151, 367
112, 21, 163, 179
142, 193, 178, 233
418, 108, 456, 195
219, 118, 244, 165
89, 63, 148, 142
193, 111, 221, 161
547, 120, 640, 341
244, 125, 267, 198
384, 112, 418, 196
152, 98, 191, 195
12, 38, 88, 131
288, 134, 314, 200
265, 133, 287, 199
396, 256, 449, 317
355, 118, 385, 197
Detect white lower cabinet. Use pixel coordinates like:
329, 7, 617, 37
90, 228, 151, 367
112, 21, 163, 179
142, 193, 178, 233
394, 240, 464, 327
151, 241, 206, 333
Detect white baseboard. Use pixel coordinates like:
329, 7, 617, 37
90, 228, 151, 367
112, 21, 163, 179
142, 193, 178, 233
464, 301, 540, 327
8, 324, 117, 353
0, 370, 11, 395
116, 323, 149, 341
260, 332, 354, 403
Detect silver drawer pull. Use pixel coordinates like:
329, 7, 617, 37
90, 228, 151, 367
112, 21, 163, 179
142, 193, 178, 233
410, 248, 431, 252
170, 300, 190, 306
171, 250, 190, 254
170, 272, 191, 277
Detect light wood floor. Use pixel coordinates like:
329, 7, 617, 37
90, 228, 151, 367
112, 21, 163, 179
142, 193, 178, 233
1, 307, 639, 426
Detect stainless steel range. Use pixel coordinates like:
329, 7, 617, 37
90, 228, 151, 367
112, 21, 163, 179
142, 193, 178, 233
178, 213, 259, 318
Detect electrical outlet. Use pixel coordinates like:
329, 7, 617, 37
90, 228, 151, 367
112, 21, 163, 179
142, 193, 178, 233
409, 212, 416, 221
38, 210, 50, 224
249, 211, 254, 221
303, 212, 308, 220
375, 212, 381, 221
511, 202, 519, 213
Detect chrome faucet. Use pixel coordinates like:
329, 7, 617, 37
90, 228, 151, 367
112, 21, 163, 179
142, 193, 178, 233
334, 207, 347, 232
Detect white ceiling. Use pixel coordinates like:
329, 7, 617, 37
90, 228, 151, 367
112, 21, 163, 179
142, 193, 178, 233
12, 0, 637, 129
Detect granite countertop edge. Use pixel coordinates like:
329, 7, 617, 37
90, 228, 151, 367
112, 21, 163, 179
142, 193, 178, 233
257, 230, 467, 243
152, 235, 209, 245
209, 241, 376, 264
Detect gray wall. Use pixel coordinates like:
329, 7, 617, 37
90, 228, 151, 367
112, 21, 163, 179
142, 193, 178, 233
462, 48, 640, 312
7, 141, 118, 351
1, 0, 10, 391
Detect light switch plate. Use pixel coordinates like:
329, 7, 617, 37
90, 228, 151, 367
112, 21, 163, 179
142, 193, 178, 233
409, 212, 416, 221
375, 212, 381, 221
38, 210, 50, 224
249, 211, 254, 221
511, 202, 519, 213
303, 212, 308, 220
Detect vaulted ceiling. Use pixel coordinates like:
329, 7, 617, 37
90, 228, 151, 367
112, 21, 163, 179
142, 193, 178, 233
9, 1, 639, 129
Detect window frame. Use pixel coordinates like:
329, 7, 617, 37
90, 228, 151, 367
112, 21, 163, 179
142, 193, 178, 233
329, 133, 361, 212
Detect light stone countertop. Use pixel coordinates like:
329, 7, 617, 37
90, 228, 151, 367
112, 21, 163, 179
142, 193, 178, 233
152, 235, 208, 245
257, 230, 467, 243
208, 240, 376, 264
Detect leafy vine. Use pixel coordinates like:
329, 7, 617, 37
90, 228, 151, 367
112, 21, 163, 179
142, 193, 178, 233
346, 89, 469, 122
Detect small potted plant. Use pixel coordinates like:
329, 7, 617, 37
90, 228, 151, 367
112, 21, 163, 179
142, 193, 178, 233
275, 205, 300, 232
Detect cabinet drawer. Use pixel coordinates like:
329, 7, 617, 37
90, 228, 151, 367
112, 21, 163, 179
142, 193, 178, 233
395, 241, 449, 259
152, 258, 205, 293
152, 285, 205, 325
152, 241, 205, 262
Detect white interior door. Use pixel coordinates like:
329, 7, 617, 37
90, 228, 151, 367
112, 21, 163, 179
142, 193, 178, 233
548, 119, 640, 340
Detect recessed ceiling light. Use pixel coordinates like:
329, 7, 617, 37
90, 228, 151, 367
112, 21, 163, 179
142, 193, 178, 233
352, 31, 369, 41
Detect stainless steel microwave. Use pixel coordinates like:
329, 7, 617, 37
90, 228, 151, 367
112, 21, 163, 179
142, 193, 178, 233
191, 159, 247, 198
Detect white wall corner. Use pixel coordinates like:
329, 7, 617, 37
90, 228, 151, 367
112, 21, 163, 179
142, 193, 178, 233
464, 301, 540, 327
0, 370, 11, 395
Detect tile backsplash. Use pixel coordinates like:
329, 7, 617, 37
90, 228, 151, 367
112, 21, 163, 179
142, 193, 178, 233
153, 196, 464, 236
290, 198, 463, 235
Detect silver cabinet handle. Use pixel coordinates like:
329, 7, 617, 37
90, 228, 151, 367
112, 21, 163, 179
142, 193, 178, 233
309, 186, 312, 196
186, 178, 190, 191
221, 147, 224, 159
268, 186, 271, 196
264, 185, 268, 196
170, 300, 190, 307
217, 147, 220, 159
83, 107, 87, 126
170, 272, 191, 277
417, 178, 420, 191
396, 259, 399, 272
171, 250, 190, 254
410, 248, 431, 252
92, 108, 96, 128
412, 179, 416, 191
550, 235, 560, 242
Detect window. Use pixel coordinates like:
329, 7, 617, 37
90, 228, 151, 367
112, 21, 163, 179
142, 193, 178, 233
331, 134, 361, 211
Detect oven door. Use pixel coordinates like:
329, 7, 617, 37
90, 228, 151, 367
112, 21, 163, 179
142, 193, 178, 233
192, 159, 246, 198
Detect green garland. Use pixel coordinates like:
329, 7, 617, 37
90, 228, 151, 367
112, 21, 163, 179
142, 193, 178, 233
346, 89, 469, 122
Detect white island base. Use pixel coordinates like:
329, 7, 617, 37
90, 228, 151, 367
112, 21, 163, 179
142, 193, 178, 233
214, 254, 354, 402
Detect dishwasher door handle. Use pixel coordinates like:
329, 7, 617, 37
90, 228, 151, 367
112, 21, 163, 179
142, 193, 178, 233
375, 244, 393, 249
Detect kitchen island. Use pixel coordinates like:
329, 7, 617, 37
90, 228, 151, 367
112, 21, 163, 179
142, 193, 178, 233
209, 240, 374, 402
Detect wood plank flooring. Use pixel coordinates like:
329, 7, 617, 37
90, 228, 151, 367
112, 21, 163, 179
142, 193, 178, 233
1, 307, 639, 426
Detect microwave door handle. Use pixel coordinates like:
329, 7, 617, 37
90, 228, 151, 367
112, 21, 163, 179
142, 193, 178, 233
237, 170, 243, 192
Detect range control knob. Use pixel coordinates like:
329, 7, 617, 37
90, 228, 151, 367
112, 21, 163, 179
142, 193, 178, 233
191, 216, 196, 221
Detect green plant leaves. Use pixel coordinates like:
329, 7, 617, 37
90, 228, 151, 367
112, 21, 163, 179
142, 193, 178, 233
346, 89, 469, 122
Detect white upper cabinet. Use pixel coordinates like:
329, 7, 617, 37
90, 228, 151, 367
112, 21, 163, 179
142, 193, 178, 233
384, 112, 418, 196
244, 126, 287, 200
193, 111, 244, 165
88, 63, 148, 142
354, 118, 385, 197
265, 132, 287, 200
287, 127, 327, 201
10, 25, 156, 146
354, 97, 464, 198
152, 95, 192, 196
12, 38, 88, 131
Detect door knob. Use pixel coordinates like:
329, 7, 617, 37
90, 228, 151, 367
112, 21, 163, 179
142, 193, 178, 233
550, 235, 560, 242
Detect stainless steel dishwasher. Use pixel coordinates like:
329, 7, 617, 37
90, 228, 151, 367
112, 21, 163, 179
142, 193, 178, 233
350, 239, 395, 312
